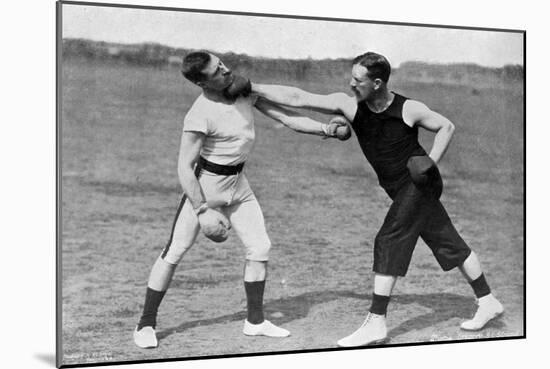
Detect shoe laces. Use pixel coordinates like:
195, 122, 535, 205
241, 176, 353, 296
360, 313, 374, 328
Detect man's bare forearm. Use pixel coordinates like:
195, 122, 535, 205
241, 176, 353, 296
429, 123, 455, 164
176, 132, 207, 210
178, 165, 206, 209
281, 115, 327, 136
254, 98, 346, 138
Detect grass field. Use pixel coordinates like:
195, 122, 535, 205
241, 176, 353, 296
59, 60, 524, 366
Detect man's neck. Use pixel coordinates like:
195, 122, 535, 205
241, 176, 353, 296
366, 90, 394, 113
203, 88, 234, 104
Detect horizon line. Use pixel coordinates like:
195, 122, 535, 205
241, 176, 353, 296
61, 37, 525, 69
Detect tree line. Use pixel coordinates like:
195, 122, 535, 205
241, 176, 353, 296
62, 38, 523, 85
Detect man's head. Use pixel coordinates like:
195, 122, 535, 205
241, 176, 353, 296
350, 52, 391, 102
181, 51, 234, 91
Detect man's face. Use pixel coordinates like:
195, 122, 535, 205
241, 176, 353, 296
349, 64, 376, 102
198, 54, 234, 91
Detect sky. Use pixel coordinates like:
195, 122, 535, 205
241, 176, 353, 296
61, 3, 523, 67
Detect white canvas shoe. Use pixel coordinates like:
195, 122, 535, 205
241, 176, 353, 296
460, 294, 504, 331
243, 320, 290, 337
337, 313, 388, 347
133, 326, 158, 348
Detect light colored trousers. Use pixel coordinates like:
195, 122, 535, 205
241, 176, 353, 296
161, 170, 272, 265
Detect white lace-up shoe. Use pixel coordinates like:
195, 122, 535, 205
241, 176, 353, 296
460, 294, 504, 331
133, 326, 158, 348
243, 320, 290, 337
337, 313, 388, 347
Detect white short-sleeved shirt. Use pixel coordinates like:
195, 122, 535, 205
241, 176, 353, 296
183, 94, 258, 166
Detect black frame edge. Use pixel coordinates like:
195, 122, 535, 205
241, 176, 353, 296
56, 1, 63, 367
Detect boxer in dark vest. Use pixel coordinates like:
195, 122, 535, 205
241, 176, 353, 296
248, 51, 504, 346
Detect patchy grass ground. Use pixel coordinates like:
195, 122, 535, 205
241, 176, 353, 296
59, 61, 523, 366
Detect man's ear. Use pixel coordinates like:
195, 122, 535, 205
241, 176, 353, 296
373, 78, 383, 90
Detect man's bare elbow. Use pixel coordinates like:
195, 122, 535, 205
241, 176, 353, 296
447, 121, 456, 135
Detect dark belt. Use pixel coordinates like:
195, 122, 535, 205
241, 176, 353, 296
198, 157, 244, 175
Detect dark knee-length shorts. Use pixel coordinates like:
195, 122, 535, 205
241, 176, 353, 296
373, 175, 471, 277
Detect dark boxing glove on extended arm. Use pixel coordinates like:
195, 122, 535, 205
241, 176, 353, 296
224, 75, 252, 99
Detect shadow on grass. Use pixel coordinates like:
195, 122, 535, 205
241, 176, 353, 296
157, 290, 502, 340
388, 293, 506, 337
157, 290, 364, 339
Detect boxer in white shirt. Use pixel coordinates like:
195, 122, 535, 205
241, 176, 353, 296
134, 51, 350, 348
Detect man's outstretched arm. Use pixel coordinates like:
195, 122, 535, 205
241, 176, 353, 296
254, 98, 351, 140
251, 83, 357, 122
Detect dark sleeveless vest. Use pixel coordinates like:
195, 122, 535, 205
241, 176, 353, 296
351, 93, 427, 194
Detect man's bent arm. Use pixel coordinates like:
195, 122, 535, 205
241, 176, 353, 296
252, 83, 356, 121
404, 100, 455, 165
177, 131, 207, 209
255, 98, 342, 137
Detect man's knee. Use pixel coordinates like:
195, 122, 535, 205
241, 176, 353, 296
161, 241, 192, 265
243, 259, 267, 281
373, 235, 415, 277
374, 232, 396, 254
374, 232, 387, 248
431, 240, 472, 271
246, 242, 271, 262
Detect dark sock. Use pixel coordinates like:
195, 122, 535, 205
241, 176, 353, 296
369, 293, 391, 316
469, 273, 491, 298
244, 280, 265, 324
137, 287, 167, 330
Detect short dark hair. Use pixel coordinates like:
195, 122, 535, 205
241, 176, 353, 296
352, 52, 391, 83
181, 51, 211, 83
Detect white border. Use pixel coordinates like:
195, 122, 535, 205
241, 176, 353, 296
4, 1, 542, 368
